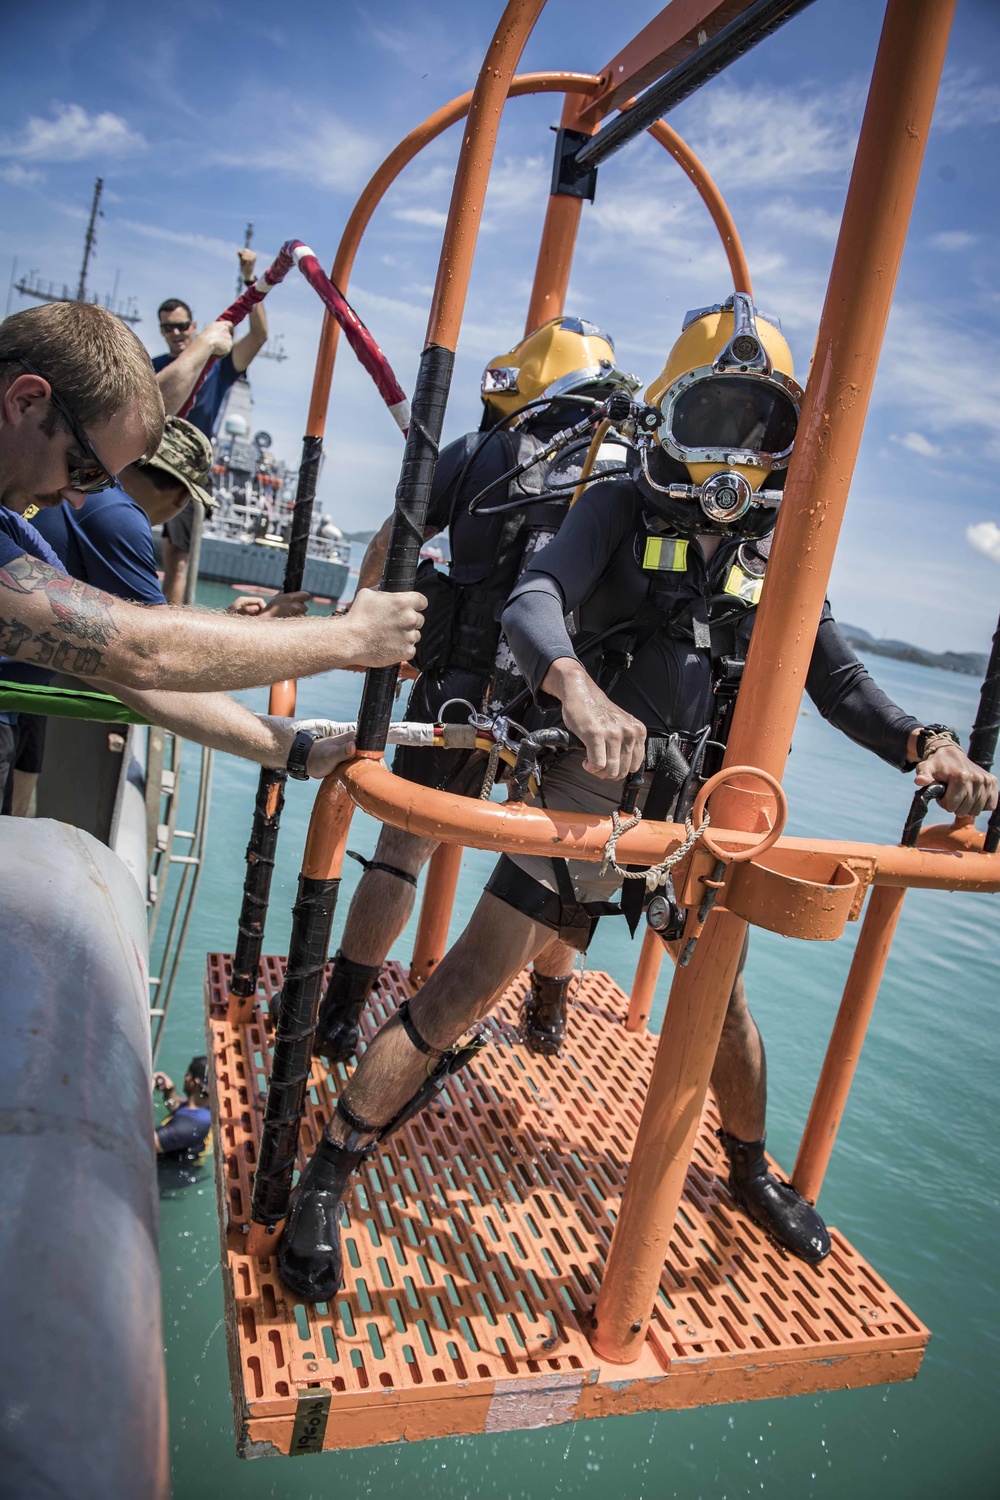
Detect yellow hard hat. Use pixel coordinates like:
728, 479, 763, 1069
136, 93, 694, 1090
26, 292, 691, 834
645, 294, 802, 489
481, 315, 639, 418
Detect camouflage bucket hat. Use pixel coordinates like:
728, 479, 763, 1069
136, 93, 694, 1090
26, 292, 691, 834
147, 416, 216, 510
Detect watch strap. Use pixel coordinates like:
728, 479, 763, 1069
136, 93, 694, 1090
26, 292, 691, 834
286, 727, 319, 780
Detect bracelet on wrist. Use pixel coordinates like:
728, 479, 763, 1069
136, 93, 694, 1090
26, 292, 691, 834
914, 723, 960, 762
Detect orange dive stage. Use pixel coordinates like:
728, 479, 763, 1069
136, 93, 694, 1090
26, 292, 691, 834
208, 956, 927, 1458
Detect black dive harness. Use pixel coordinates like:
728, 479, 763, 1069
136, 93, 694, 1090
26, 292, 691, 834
488, 522, 773, 946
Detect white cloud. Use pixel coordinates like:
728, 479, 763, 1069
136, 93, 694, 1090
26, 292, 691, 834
391, 206, 448, 229
934, 67, 1000, 132
0, 103, 145, 162
209, 107, 380, 192
116, 219, 238, 261
0, 164, 42, 187
878, 303, 1000, 451
766, 199, 842, 243
967, 521, 1000, 564
930, 230, 978, 251
892, 431, 943, 458
681, 80, 861, 191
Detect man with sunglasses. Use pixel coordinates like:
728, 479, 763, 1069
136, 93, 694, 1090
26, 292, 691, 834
153, 248, 269, 603
274, 298, 996, 1304
0, 302, 425, 803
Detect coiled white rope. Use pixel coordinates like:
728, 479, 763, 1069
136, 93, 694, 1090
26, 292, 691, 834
600, 805, 711, 890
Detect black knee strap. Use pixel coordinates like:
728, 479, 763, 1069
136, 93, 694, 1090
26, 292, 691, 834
485, 854, 619, 952
337, 1022, 489, 1147
347, 849, 418, 888
397, 998, 444, 1058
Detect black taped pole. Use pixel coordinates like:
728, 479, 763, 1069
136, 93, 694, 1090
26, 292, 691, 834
572, 0, 816, 177
251, 874, 341, 1225
355, 343, 456, 753
902, 610, 1000, 851
229, 435, 324, 1004
968, 612, 1000, 773
970, 611, 1000, 855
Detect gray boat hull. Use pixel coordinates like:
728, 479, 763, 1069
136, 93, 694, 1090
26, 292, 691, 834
197, 534, 351, 600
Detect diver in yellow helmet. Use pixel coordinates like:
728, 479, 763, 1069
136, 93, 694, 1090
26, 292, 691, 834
634, 293, 803, 539
278, 292, 997, 1300
482, 314, 640, 421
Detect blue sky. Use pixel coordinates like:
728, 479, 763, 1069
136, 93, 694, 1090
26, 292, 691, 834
1, 0, 998, 651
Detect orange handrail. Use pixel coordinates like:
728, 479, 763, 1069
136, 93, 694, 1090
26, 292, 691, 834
336, 756, 999, 893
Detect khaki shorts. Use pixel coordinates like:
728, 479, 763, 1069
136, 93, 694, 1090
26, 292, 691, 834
505, 748, 652, 905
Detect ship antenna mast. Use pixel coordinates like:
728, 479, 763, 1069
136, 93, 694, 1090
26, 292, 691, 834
77, 176, 103, 303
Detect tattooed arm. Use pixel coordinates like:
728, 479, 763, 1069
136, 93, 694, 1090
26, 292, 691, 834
0, 553, 425, 690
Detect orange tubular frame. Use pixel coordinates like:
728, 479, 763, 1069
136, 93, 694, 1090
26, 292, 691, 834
262, 0, 988, 1381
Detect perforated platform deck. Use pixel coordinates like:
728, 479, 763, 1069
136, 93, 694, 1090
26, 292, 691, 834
206, 956, 928, 1458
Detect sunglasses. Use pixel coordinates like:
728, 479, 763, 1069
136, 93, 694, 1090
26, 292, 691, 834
160, 320, 192, 334
1, 352, 117, 494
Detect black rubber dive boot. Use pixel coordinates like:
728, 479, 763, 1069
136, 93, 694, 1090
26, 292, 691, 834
718, 1130, 831, 1264
519, 971, 572, 1057
313, 950, 381, 1064
276, 1133, 369, 1302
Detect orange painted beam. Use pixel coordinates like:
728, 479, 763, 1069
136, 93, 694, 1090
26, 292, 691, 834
578, 0, 757, 125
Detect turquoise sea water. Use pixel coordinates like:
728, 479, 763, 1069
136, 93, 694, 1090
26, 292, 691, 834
155, 579, 999, 1499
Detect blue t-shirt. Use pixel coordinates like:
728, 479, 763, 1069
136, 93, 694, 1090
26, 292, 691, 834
0, 507, 63, 572
156, 1104, 212, 1162
0, 509, 67, 718
32, 485, 167, 607
152, 350, 239, 438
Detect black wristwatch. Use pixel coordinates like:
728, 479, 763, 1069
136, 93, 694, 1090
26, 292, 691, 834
243, 276, 256, 287
914, 723, 960, 761
286, 727, 320, 780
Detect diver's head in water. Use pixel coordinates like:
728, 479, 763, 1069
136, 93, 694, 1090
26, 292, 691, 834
636, 294, 802, 539
184, 1055, 210, 1105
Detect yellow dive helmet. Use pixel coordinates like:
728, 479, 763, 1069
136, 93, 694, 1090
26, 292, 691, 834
638, 294, 803, 537
482, 315, 639, 418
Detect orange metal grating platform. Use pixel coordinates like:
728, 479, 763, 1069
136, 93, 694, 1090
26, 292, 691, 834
206, 954, 928, 1458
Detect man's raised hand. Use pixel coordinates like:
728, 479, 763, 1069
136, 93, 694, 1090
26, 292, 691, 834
203, 320, 235, 358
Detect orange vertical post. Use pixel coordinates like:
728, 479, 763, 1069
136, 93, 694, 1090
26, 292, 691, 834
590, 0, 956, 1366
626, 926, 664, 1033
721, 0, 957, 788
524, 90, 597, 333
792, 885, 906, 1204
410, 842, 464, 987
592, 908, 750, 1362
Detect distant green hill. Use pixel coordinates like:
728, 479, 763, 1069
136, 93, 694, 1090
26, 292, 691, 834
840, 625, 986, 678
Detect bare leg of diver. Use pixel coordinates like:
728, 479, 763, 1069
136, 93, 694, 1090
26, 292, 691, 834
341, 824, 438, 965
313, 824, 437, 1063
279, 894, 552, 1300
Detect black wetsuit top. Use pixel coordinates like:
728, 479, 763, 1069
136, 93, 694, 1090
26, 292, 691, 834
502, 477, 919, 768
420, 407, 591, 678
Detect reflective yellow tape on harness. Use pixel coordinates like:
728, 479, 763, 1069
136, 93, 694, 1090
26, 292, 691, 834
643, 536, 688, 572
723, 564, 763, 605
